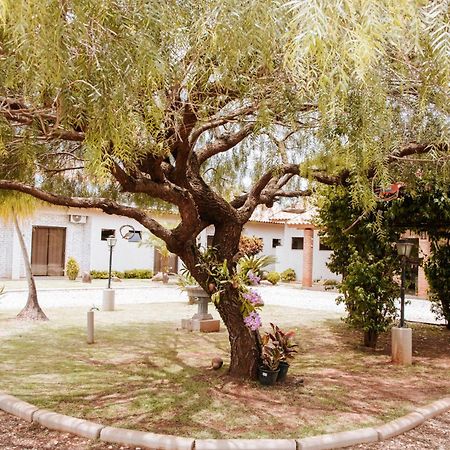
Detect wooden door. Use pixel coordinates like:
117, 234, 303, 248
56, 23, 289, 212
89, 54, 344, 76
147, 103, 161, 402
31, 227, 66, 276
153, 249, 178, 274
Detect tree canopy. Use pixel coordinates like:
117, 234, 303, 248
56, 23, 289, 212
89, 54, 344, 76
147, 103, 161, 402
0, 0, 449, 378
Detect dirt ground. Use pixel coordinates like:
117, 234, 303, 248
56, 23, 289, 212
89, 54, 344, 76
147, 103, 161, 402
0, 409, 449, 449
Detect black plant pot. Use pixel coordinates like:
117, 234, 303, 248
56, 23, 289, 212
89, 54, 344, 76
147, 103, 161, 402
258, 366, 280, 386
277, 361, 289, 382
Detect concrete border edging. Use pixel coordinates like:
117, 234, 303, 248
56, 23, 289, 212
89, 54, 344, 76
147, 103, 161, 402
0, 393, 449, 450
32, 409, 104, 440
99, 426, 195, 450
194, 438, 297, 449
0, 392, 38, 422
296, 427, 378, 449
374, 411, 425, 441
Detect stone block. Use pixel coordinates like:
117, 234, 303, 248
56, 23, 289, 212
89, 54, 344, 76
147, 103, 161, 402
82, 271, 92, 283
102, 288, 115, 311
297, 427, 378, 449
375, 412, 425, 440
100, 426, 194, 450
181, 318, 193, 331
391, 327, 412, 365
414, 397, 450, 420
33, 409, 104, 439
192, 319, 220, 333
195, 439, 296, 450
0, 393, 38, 421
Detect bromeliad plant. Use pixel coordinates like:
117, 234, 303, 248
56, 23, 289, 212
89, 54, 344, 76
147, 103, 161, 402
260, 323, 298, 371
269, 323, 298, 362
195, 247, 265, 333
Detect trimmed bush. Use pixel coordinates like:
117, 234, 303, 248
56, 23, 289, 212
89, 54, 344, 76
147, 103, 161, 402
90, 269, 152, 279
123, 269, 153, 279
266, 271, 281, 285
280, 268, 296, 282
66, 257, 80, 281
90, 270, 124, 279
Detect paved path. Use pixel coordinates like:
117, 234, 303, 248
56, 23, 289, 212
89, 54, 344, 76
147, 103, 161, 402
0, 283, 444, 325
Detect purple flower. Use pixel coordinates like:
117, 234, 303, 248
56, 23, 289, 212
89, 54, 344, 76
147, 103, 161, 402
244, 311, 262, 331
248, 271, 261, 285
243, 289, 264, 306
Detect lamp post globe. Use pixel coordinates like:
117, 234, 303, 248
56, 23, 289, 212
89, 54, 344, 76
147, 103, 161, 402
106, 235, 117, 289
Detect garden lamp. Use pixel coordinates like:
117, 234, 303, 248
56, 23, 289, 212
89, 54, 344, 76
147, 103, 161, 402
396, 240, 414, 327
106, 235, 117, 289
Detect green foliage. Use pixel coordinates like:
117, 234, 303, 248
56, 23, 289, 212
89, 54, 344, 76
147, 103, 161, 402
317, 186, 401, 342
65, 257, 79, 281
266, 272, 281, 285
424, 244, 450, 329
280, 268, 296, 282
336, 253, 399, 335
90, 270, 124, 279
123, 269, 153, 279
238, 254, 276, 280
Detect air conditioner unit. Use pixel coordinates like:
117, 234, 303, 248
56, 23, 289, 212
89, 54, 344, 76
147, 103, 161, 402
69, 214, 87, 224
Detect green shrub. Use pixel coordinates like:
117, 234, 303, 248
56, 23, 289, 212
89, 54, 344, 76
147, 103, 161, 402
90, 269, 152, 279
323, 279, 340, 290
90, 270, 123, 279
66, 257, 80, 281
280, 268, 296, 282
123, 269, 153, 279
266, 271, 281, 285
238, 254, 276, 280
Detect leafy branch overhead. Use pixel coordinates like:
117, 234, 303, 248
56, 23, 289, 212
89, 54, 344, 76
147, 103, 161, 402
0, 0, 449, 378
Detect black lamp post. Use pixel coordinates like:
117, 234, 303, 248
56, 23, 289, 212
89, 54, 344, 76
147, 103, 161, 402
106, 235, 117, 289
396, 240, 414, 327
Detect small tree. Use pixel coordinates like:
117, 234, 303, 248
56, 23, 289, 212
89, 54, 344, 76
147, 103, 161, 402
424, 243, 450, 330
318, 187, 400, 348
0, 192, 48, 320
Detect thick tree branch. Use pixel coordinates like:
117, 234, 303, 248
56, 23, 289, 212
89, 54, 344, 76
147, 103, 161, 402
0, 180, 174, 245
0, 96, 85, 142
196, 123, 255, 165
189, 104, 257, 146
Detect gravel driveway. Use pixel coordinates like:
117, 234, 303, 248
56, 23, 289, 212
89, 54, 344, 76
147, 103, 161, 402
0, 283, 444, 325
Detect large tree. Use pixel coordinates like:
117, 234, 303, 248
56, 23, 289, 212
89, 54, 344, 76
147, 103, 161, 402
0, 0, 448, 378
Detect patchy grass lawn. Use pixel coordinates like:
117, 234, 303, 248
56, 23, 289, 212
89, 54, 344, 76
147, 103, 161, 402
0, 302, 448, 439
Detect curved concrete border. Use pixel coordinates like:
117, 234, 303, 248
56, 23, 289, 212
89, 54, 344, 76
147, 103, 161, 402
0, 392, 449, 450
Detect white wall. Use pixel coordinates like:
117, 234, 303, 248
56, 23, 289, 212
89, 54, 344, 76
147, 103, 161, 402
312, 231, 339, 281
89, 212, 154, 272
0, 220, 14, 278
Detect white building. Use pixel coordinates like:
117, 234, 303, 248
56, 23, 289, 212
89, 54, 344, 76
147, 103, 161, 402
0, 205, 337, 284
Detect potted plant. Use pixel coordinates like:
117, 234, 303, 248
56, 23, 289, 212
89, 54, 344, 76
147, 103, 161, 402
258, 334, 282, 386
265, 323, 298, 382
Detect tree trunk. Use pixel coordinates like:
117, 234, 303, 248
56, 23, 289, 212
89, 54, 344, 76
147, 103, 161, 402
363, 330, 378, 349
178, 225, 261, 380
13, 214, 48, 321
215, 288, 261, 379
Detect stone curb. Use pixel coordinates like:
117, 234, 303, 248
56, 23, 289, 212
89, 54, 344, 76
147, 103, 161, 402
297, 427, 378, 449
414, 397, 450, 420
0, 393, 38, 422
32, 409, 104, 440
375, 411, 425, 440
99, 426, 194, 450
0, 393, 449, 449
194, 438, 296, 449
